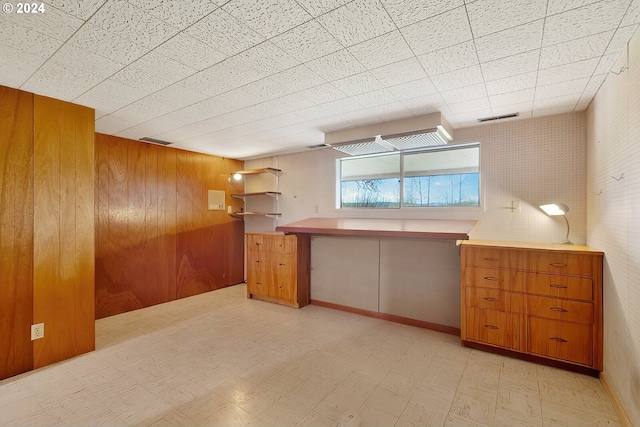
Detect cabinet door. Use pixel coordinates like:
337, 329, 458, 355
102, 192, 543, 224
465, 308, 519, 350
273, 253, 296, 301
247, 236, 268, 296
528, 317, 592, 366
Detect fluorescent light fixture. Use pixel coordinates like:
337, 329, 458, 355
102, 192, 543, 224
540, 203, 571, 244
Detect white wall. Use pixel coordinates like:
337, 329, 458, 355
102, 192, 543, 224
246, 112, 588, 245
586, 28, 640, 426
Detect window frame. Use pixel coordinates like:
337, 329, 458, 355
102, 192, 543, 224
335, 142, 482, 211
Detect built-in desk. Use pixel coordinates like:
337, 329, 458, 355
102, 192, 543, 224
276, 218, 479, 334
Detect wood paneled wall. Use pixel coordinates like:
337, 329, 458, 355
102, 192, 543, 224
0, 86, 95, 379
33, 95, 95, 368
0, 86, 34, 379
95, 134, 245, 318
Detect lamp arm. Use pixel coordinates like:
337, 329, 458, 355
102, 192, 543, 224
563, 215, 571, 244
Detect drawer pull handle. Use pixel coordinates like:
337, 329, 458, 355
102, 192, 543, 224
483, 324, 499, 330
279, 263, 286, 266
483, 297, 498, 302
550, 337, 568, 343
550, 284, 568, 289
483, 257, 495, 261
550, 307, 568, 312
279, 286, 284, 289
256, 282, 262, 285
483, 276, 498, 281
549, 263, 567, 267
256, 260, 261, 263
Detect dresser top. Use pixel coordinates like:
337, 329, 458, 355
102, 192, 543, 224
461, 239, 603, 254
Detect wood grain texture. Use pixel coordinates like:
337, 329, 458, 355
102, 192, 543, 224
0, 86, 34, 380
33, 95, 95, 368
95, 135, 244, 318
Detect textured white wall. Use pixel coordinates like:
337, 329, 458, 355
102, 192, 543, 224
586, 28, 640, 426
246, 112, 588, 245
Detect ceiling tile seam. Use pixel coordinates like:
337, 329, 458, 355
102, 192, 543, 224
530, 7, 550, 116
462, 0, 491, 119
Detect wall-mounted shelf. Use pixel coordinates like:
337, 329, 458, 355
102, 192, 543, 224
232, 167, 281, 176
231, 191, 281, 200
230, 212, 282, 220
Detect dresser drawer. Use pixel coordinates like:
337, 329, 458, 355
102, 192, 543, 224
267, 235, 296, 253
525, 295, 593, 324
465, 287, 506, 310
526, 252, 594, 277
522, 272, 593, 301
464, 267, 503, 289
528, 317, 592, 366
465, 308, 519, 350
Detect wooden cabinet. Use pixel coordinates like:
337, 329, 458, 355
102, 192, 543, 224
246, 233, 310, 308
460, 240, 603, 371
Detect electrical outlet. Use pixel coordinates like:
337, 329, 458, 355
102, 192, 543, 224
31, 323, 44, 340
227, 206, 232, 214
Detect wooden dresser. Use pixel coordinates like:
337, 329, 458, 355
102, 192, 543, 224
460, 240, 603, 371
246, 232, 310, 308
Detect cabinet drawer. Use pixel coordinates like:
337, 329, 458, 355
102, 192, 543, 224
247, 234, 266, 250
522, 272, 593, 301
528, 317, 592, 366
266, 235, 296, 253
465, 267, 503, 289
464, 247, 522, 269
526, 252, 594, 277
525, 295, 593, 324
465, 308, 519, 350
465, 287, 506, 310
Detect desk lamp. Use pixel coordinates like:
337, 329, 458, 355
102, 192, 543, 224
539, 203, 571, 244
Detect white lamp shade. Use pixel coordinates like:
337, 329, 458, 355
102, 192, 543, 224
540, 203, 569, 216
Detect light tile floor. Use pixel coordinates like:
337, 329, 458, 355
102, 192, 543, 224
0, 284, 622, 426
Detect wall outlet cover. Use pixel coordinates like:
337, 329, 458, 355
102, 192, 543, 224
31, 323, 44, 340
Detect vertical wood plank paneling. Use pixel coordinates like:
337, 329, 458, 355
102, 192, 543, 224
95, 134, 244, 318
33, 95, 62, 368
33, 95, 95, 368
0, 86, 33, 380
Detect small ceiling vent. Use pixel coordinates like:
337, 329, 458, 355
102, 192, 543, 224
139, 137, 173, 146
477, 112, 519, 123
306, 143, 330, 149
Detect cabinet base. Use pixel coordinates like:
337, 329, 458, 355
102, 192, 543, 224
248, 293, 306, 308
461, 340, 599, 377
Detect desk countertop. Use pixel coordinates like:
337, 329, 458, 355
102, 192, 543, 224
275, 217, 479, 240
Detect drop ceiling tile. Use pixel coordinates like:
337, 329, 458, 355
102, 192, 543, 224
381, 0, 463, 28
481, 50, 540, 81
532, 104, 576, 117
316, 0, 396, 47
352, 88, 400, 107
535, 77, 590, 99
89, 1, 180, 48
440, 83, 488, 104
366, 102, 413, 121
111, 66, 175, 94
0, 4, 83, 42
417, 41, 479, 76
237, 77, 288, 104
271, 20, 343, 63
539, 31, 613, 69
331, 72, 385, 97
491, 102, 534, 118
543, 0, 630, 46
1, 20, 63, 58
489, 88, 535, 108
370, 58, 428, 87
153, 33, 228, 71
594, 53, 619, 75
430, 65, 484, 92
448, 97, 491, 115
297, 83, 348, 104
127, 51, 198, 83
319, 98, 366, 115
269, 65, 326, 94
22, 71, 100, 102
454, 109, 491, 124
295, 0, 352, 17
388, 78, 438, 100
0, 45, 49, 84
184, 9, 265, 56
475, 20, 544, 63
485, 71, 537, 95
466, 0, 547, 38
251, 93, 315, 116
179, 56, 267, 97
42, 0, 106, 20
131, 0, 220, 28
222, 0, 312, 38
400, 6, 472, 55
95, 113, 134, 135
585, 73, 608, 93
306, 50, 366, 81
546, 0, 601, 15
69, 23, 150, 65
213, 89, 258, 110
114, 85, 208, 123
153, 121, 221, 142
621, 0, 640, 26
401, 93, 446, 113
536, 57, 599, 86
606, 24, 640, 55
73, 79, 148, 118
50, 44, 124, 77
347, 31, 414, 69
534, 94, 580, 110
294, 105, 333, 121
0, 62, 35, 88
234, 41, 299, 75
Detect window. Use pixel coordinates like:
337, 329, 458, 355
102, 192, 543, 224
338, 144, 480, 209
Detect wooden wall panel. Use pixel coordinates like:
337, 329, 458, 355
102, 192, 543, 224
95, 135, 242, 318
0, 86, 34, 379
33, 95, 95, 368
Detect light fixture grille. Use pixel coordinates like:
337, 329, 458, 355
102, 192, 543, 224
384, 131, 447, 150
331, 140, 394, 156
